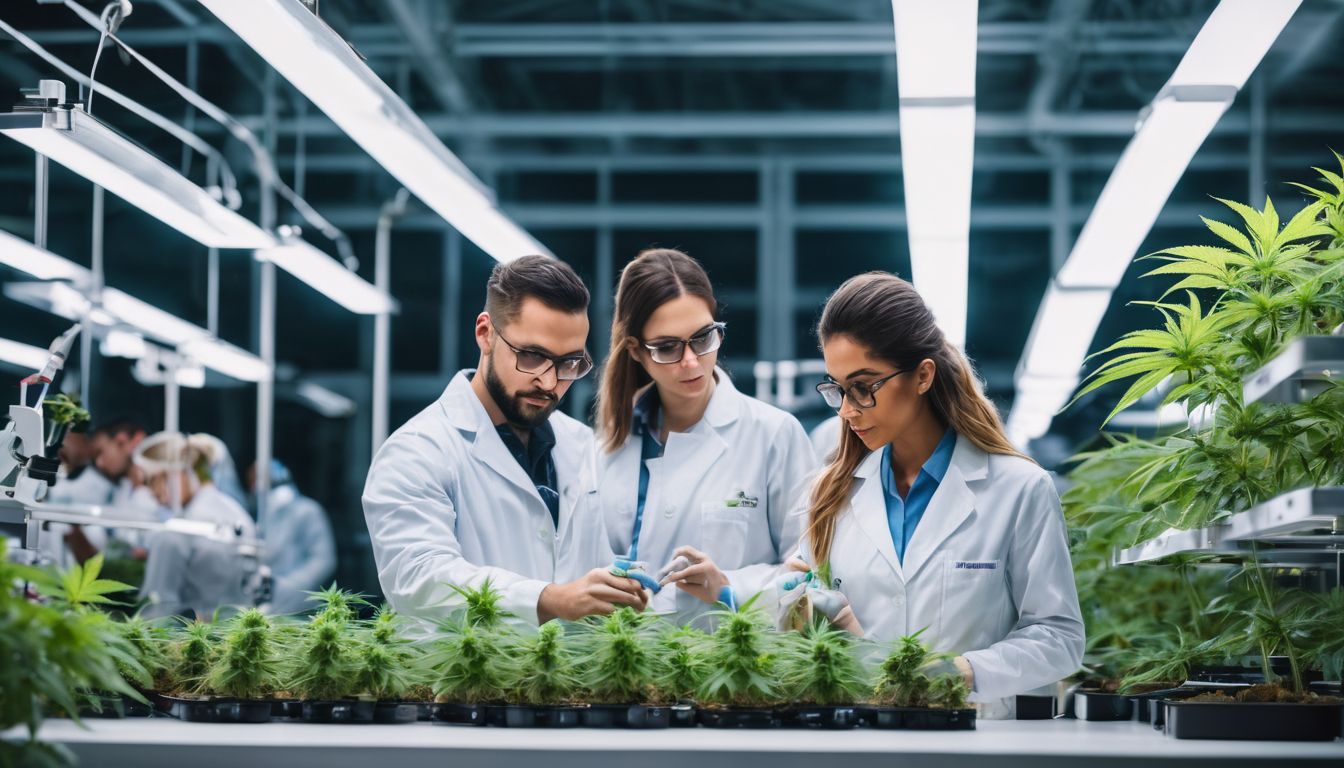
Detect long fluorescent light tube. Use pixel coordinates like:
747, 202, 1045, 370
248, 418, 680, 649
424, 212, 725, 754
180, 338, 270, 382
0, 229, 90, 281
1019, 283, 1112, 379
0, 337, 49, 370
0, 104, 274, 249
257, 238, 398, 315
198, 0, 549, 262
891, 0, 978, 349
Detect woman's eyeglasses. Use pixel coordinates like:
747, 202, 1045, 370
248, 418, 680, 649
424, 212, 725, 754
815, 369, 905, 410
642, 322, 727, 364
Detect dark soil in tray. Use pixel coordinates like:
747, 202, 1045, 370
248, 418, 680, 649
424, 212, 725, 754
866, 706, 976, 730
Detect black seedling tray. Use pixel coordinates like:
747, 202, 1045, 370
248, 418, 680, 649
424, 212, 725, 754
697, 708, 778, 729
779, 706, 862, 729
1014, 694, 1055, 720
486, 705, 583, 728
1072, 690, 1133, 721
79, 694, 154, 719
374, 702, 419, 724
669, 704, 697, 727
1148, 689, 1206, 729
580, 704, 671, 729
301, 700, 376, 723
431, 702, 487, 726
865, 706, 976, 730
1163, 699, 1343, 741
157, 695, 271, 724
270, 700, 302, 719
413, 702, 434, 721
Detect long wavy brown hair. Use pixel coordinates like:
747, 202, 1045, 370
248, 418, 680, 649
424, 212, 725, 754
806, 272, 1027, 569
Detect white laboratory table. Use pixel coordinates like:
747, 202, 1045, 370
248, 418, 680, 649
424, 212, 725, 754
7, 718, 1343, 768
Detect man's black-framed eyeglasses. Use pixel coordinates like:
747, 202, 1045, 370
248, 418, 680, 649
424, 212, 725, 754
492, 323, 593, 381
642, 322, 727, 365
815, 369, 906, 410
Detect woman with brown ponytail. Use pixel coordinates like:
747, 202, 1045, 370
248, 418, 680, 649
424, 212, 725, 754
796, 272, 1083, 719
595, 248, 816, 625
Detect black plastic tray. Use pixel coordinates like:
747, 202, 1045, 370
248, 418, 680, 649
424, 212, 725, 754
270, 700, 303, 719
486, 705, 583, 728
1164, 699, 1343, 741
1014, 694, 1055, 720
1072, 690, 1133, 721
778, 706, 862, 729
431, 702, 487, 726
79, 694, 154, 719
580, 704, 671, 729
866, 706, 976, 730
301, 700, 375, 723
157, 695, 271, 724
669, 704, 696, 728
697, 708, 779, 729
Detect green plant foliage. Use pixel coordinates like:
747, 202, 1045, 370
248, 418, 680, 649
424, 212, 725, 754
306, 583, 369, 622
652, 625, 710, 703
163, 620, 217, 695
42, 392, 90, 427
449, 580, 512, 629
0, 541, 143, 766
872, 631, 940, 707
352, 608, 420, 701
284, 613, 356, 701
422, 617, 509, 704
697, 594, 780, 708
114, 614, 169, 689
205, 608, 279, 699
926, 672, 970, 710
499, 621, 579, 705
575, 607, 661, 704
777, 621, 869, 706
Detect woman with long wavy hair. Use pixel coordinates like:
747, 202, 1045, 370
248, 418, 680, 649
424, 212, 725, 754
797, 271, 1083, 719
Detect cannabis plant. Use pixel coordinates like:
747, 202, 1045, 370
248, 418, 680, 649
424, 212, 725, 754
574, 607, 664, 704
205, 608, 279, 699
777, 622, 869, 706
163, 619, 217, 695
114, 614, 169, 690
43, 392, 90, 427
499, 621, 579, 706
0, 544, 143, 766
306, 583, 369, 622
352, 607, 421, 701
651, 625, 710, 704
697, 594, 781, 708
870, 631, 966, 709
284, 612, 357, 701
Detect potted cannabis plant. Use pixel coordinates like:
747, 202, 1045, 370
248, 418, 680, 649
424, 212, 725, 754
867, 631, 973, 730
0, 544, 145, 766
776, 621, 869, 728
160, 608, 282, 723
651, 624, 709, 727
353, 607, 426, 722
1064, 156, 1344, 740
493, 621, 584, 727
572, 606, 670, 728
695, 594, 783, 728
423, 582, 513, 725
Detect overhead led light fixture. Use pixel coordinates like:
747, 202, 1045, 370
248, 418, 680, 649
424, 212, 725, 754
1008, 0, 1301, 443
0, 85, 274, 250
294, 381, 357, 418
890, 0, 978, 348
0, 229, 90, 282
256, 235, 398, 315
180, 338, 271, 383
0, 337, 49, 370
197, 0, 549, 262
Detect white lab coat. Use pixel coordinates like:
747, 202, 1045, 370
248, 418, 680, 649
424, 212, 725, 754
140, 483, 258, 619
40, 467, 113, 569
799, 436, 1083, 718
363, 369, 612, 627
263, 483, 337, 615
596, 370, 817, 625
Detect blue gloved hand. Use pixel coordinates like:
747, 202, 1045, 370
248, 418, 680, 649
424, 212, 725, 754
611, 558, 661, 594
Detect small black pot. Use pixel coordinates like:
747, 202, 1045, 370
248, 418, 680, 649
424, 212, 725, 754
270, 699, 303, 719
779, 705, 862, 729
374, 702, 419, 724
158, 695, 271, 724
300, 700, 376, 723
1072, 690, 1133, 721
431, 702, 487, 726
1164, 699, 1343, 741
865, 706, 976, 730
581, 704, 671, 729
697, 708, 779, 729
488, 704, 584, 728
669, 703, 697, 728
1014, 694, 1055, 720
413, 702, 434, 721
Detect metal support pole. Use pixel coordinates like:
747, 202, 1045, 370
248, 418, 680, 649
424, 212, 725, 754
774, 160, 796, 362
207, 248, 220, 336
372, 199, 399, 455
1049, 145, 1071, 275
1249, 75, 1267, 204
164, 357, 182, 517
595, 162, 615, 363
440, 230, 462, 376
254, 70, 278, 535
34, 154, 48, 249
82, 185, 105, 405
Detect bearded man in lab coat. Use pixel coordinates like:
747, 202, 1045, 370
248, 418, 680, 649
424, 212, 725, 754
363, 255, 643, 625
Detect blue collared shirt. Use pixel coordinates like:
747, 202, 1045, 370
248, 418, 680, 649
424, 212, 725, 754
880, 428, 957, 563
628, 388, 666, 561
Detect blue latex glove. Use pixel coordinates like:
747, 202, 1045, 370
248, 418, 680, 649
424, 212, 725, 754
611, 558, 661, 594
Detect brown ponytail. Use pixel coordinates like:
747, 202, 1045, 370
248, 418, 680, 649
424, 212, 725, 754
805, 272, 1027, 569
595, 248, 717, 453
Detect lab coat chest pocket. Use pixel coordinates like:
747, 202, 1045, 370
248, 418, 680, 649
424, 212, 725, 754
938, 555, 1005, 644
699, 500, 752, 567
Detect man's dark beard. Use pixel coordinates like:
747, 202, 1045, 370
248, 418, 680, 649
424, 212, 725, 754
484, 354, 559, 430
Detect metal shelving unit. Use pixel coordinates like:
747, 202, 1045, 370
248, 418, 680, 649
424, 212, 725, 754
1242, 335, 1344, 406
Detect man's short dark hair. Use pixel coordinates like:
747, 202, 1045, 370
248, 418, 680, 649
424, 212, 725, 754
484, 254, 590, 324
92, 415, 147, 439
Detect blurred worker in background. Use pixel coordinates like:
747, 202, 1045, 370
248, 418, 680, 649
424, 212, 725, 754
247, 459, 337, 614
